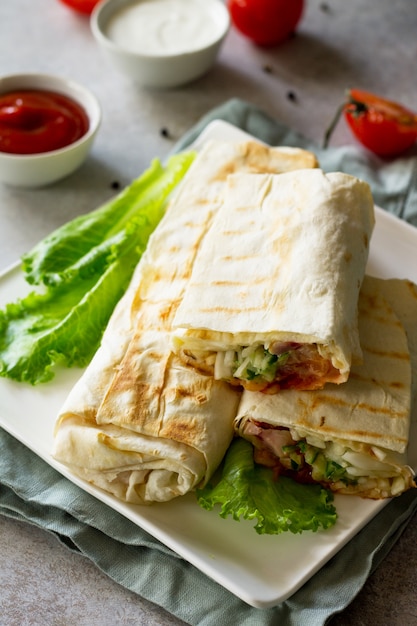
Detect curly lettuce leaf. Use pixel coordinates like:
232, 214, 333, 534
0, 247, 137, 384
0, 151, 195, 384
197, 439, 337, 535
22, 154, 195, 286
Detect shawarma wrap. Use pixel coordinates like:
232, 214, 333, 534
235, 276, 417, 499
172, 169, 375, 392
53, 139, 318, 504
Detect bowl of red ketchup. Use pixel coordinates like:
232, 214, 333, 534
0, 73, 101, 187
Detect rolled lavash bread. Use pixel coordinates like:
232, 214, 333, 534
53, 139, 319, 504
172, 168, 375, 392
234, 276, 417, 499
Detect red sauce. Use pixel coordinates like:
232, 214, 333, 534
0, 89, 89, 155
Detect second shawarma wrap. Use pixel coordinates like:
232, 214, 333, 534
235, 276, 417, 499
172, 169, 375, 392
52, 139, 318, 504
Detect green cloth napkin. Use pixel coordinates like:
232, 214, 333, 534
1, 98, 417, 626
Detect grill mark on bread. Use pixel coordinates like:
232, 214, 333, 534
349, 370, 408, 390
159, 419, 197, 447
361, 346, 410, 361
206, 141, 317, 187
309, 392, 409, 419
241, 141, 319, 171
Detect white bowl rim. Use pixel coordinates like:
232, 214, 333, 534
0, 72, 102, 161
91, 0, 230, 61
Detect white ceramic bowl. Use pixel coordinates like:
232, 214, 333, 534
0, 73, 101, 188
91, 0, 230, 88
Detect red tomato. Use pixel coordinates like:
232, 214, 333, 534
343, 89, 417, 157
58, 0, 101, 15
228, 0, 304, 47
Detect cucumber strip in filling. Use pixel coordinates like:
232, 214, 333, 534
242, 420, 414, 498
214, 342, 340, 391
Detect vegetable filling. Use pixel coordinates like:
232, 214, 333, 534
243, 421, 411, 498
214, 342, 340, 391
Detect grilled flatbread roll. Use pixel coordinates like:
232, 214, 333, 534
234, 276, 417, 499
53, 139, 318, 504
172, 169, 375, 392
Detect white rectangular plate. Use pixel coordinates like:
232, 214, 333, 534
0, 120, 416, 609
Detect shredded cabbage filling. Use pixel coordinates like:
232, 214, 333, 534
243, 420, 411, 498
214, 343, 340, 391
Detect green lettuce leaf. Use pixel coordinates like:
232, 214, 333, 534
0, 151, 195, 384
22, 154, 194, 286
197, 439, 337, 535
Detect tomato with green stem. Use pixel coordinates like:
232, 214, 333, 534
58, 0, 101, 15
228, 0, 304, 47
324, 89, 417, 157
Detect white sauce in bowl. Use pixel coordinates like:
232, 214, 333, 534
105, 0, 227, 56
